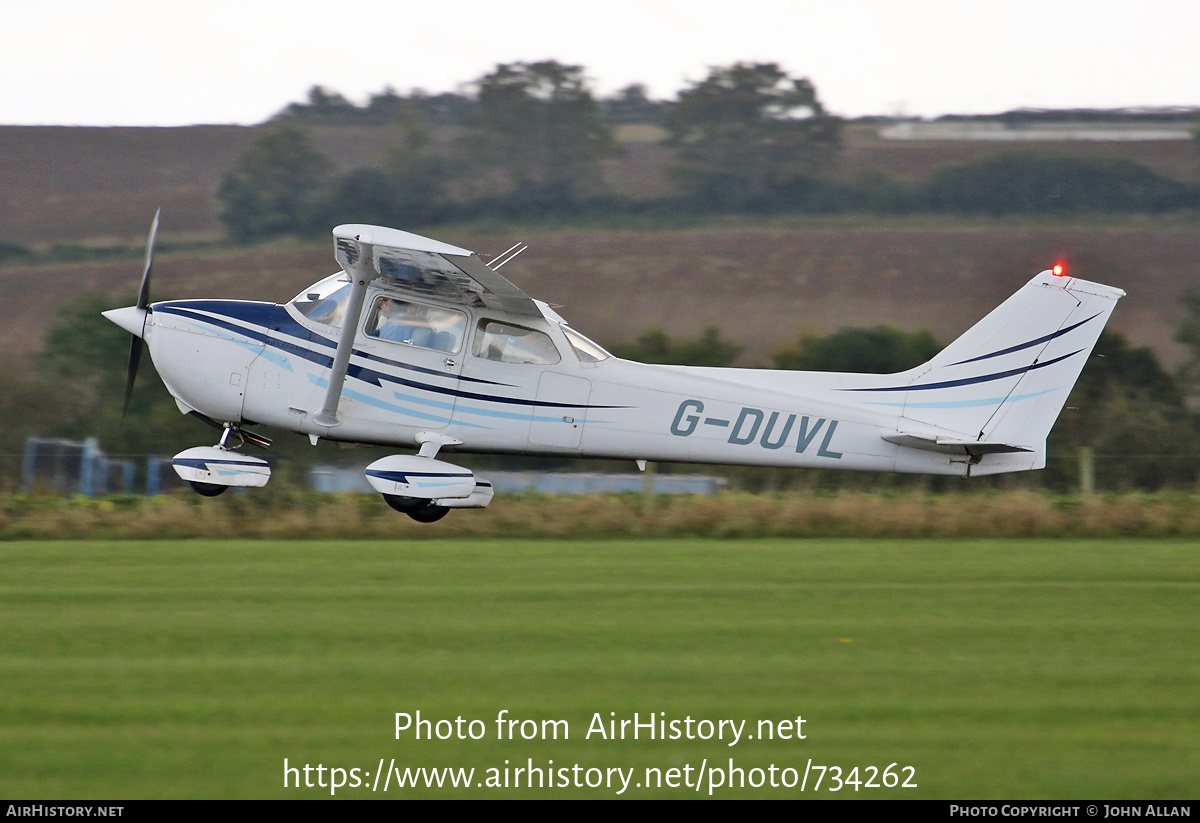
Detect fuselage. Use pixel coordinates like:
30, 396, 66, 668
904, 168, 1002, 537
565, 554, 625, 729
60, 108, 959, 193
141, 286, 1009, 478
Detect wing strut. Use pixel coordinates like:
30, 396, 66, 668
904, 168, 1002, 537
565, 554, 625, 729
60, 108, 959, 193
312, 232, 378, 427
312, 276, 368, 426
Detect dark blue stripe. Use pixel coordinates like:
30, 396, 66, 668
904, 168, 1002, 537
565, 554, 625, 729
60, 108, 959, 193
159, 301, 512, 387
844, 349, 1084, 393
949, 313, 1101, 366
354, 349, 509, 387
347, 363, 621, 409
156, 301, 628, 411
366, 469, 473, 482
173, 457, 265, 470
175, 300, 336, 347
158, 304, 336, 368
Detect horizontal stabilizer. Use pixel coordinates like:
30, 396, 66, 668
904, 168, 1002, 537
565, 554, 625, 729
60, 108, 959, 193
883, 431, 1034, 456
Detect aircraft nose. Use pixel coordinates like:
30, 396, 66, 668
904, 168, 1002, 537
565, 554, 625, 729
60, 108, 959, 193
102, 305, 148, 338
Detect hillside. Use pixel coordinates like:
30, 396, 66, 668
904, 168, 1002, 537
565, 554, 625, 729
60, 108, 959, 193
0, 124, 420, 242
1, 121, 1196, 244
0, 122, 1196, 370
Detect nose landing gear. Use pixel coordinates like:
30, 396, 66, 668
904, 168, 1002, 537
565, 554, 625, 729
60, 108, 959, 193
172, 424, 272, 497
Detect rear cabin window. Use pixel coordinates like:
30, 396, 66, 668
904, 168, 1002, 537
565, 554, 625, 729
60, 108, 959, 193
366, 296, 466, 354
472, 319, 561, 365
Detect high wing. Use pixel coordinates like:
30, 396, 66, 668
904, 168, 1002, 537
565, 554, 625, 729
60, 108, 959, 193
314, 225, 541, 427
333, 224, 541, 317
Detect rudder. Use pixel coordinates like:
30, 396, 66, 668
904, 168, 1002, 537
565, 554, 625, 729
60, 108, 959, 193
844, 270, 1124, 468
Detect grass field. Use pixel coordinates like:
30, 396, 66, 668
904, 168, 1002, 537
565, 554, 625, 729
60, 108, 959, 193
1, 538, 1197, 798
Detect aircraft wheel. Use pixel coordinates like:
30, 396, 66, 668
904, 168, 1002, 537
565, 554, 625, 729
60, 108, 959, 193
383, 494, 428, 513
406, 504, 450, 523
189, 481, 228, 497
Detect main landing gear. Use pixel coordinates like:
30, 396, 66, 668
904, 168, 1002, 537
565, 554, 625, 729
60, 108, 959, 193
364, 433, 494, 523
382, 494, 451, 523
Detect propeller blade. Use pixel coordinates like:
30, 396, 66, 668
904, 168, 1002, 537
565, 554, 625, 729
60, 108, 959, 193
122, 335, 143, 418
137, 208, 160, 310
123, 209, 159, 418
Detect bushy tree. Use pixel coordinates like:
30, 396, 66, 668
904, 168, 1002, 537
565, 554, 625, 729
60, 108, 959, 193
456, 61, 619, 208
1046, 331, 1197, 489
925, 153, 1191, 214
276, 85, 359, 124
771, 326, 941, 373
666, 63, 841, 210
1175, 287, 1200, 396
308, 118, 447, 229
33, 294, 195, 455
601, 83, 666, 125
608, 325, 743, 366
218, 123, 334, 241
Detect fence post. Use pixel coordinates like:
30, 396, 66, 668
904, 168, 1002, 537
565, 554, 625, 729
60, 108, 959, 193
1078, 446, 1095, 496
146, 456, 161, 496
80, 437, 99, 496
20, 437, 39, 492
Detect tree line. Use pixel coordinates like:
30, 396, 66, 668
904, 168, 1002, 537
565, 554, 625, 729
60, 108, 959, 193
216, 61, 1200, 242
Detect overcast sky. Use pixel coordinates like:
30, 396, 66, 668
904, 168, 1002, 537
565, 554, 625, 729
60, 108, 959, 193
7, 0, 1198, 126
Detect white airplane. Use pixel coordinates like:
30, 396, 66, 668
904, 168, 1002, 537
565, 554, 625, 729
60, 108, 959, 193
103, 215, 1124, 522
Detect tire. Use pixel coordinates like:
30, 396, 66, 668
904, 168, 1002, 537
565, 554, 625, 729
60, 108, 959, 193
407, 504, 450, 523
383, 494, 428, 513
189, 481, 228, 497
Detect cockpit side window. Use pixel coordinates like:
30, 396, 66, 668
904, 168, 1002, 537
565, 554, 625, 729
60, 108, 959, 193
366, 296, 466, 354
291, 274, 351, 329
472, 319, 561, 365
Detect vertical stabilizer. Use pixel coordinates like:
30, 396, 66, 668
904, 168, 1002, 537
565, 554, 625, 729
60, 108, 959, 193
844, 270, 1124, 470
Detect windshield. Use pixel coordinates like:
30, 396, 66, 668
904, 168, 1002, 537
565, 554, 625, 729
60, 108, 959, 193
291, 273, 351, 328
562, 326, 610, 362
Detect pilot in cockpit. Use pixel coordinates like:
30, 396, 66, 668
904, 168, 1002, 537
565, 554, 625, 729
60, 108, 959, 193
370, 297, 462, 352
371, 297, 417, 344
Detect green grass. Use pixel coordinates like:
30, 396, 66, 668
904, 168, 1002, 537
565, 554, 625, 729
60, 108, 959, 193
1, 538, 1197, 798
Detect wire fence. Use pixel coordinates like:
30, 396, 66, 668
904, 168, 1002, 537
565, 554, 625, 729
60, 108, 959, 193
1, 443, 1196, 497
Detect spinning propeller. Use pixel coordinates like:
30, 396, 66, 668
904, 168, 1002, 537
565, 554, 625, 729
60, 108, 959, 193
102, 209, 159, 417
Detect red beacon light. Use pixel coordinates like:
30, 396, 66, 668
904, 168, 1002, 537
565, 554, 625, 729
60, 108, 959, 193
1052, 262, 1066, 277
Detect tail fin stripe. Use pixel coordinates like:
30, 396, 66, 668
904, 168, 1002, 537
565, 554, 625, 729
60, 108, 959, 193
843, 349, 1084, 393
947, 312, 1101, 366
862, 387, 1060, 409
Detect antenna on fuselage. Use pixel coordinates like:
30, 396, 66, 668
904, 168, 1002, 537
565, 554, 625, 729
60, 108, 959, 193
489, 242, 528, 270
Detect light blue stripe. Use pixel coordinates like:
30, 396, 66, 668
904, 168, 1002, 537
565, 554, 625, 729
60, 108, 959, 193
864, 388, 1061, 409
307, 374, 489, 428
173, 317, 294, 372
393, 391, 564, 423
